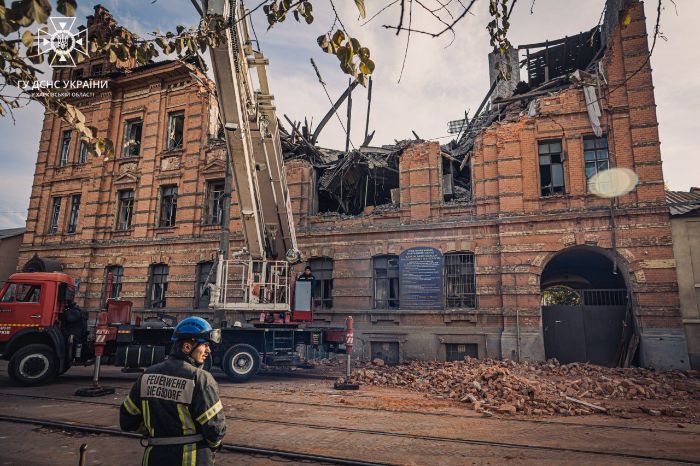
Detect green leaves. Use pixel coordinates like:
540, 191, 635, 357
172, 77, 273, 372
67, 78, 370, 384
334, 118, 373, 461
317, 29, 374, 86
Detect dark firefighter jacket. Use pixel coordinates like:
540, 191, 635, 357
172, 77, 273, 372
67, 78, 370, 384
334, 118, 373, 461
120, 350, 227, 466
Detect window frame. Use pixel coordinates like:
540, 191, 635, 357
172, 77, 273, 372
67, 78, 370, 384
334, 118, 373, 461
204, 179, 225, 225
122, 118, 143, 158
583, 135, 610, 186
116, 189, 135, 231
194, 261, 215, 309
537, 139, 565, 197
77, 140, 89, 164
308, 257, 333, 310
158, 185, 178, 228
66, 194, 81, 234
166, 111, 185, 150
104, 265, 124, 301
372, 255, 400, 310
443, 252, 477, 309
147, 264, 169, 308
59, 130, 72, 167
48, 197, 61, 234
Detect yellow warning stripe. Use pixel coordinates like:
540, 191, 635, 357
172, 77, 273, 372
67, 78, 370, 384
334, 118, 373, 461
195, 400, 222, 425
0, 323, 40, 327
122, 395, 141, 416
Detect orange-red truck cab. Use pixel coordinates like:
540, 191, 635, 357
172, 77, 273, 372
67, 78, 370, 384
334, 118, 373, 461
0, 272, 77, 384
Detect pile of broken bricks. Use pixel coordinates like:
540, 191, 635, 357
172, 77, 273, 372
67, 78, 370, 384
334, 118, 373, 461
343, 357, 700, 420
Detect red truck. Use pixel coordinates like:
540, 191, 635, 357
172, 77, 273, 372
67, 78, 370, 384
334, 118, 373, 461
0, 272, 345, 386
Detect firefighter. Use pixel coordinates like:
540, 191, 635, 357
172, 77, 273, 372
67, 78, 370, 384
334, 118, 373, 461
120, 316, 227, 465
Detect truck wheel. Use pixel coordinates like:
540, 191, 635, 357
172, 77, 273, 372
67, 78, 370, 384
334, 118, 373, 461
222, 344, 260, 383
8, 344, 58, 386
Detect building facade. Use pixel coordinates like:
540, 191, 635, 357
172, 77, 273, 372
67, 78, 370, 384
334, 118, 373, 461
18, 1, 690, 368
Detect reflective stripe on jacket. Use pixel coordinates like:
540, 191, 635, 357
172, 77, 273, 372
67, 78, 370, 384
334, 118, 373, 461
120, 351, 227, 466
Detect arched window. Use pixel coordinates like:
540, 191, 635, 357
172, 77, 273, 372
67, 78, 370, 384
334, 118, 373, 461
444, 252, 476, 308
373, 255, 399, 310
308, 257, 333, 309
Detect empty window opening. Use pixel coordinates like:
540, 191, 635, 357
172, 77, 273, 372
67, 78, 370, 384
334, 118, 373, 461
444, 252, 476, 308
308, 257, 333, 310
77, 140, 89, 164
205, 180, 225, 225
116, 189, 134, 230
159, 185, 178, 227
373, 255, 399, 310
59, 130, 71, 166
104, 265, 124, 301
66, 194, 81, 234
166, 111, 184, 150
48, 197, 61, 234
539, 140, 565, 196
122, 119, 143, 157
147, 264, 169, 308
442, 157, 472, 202
446, 343, 479, 361
195, 261, 215, 309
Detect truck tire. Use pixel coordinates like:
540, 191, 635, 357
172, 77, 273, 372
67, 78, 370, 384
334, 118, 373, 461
8, 344, 58, 386
222, 344, 260, 383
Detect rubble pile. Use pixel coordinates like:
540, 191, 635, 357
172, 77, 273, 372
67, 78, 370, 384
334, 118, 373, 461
347, 357, 700, 418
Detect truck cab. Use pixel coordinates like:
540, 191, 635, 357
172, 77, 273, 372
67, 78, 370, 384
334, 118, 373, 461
0, 272, 78, 384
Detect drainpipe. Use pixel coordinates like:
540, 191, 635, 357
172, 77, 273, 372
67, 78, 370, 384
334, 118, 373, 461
516, 308, 521, 362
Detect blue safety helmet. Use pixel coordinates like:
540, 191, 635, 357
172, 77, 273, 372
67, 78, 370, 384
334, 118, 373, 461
172, 316, 221, 344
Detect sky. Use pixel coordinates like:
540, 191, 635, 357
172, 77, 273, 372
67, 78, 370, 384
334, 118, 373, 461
0, 0, 697, 228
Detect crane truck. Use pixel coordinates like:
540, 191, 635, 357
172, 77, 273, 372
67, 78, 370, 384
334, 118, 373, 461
0, 0, 350, 386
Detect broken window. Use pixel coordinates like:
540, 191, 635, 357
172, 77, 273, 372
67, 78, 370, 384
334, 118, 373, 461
166, 111, 184, 150
442, 156, 472, 202
159, 185, 178, 227
205, 180, 225, 225
444, 252, 476, 308
77, 140, 89, 164
584, 135, 610, 182
104, 265, 124, 301
66, 194, 81, 234
90, 63, 103, 76
373, 255, 399, 310
116, 189, 134, 230
48, 197, 61, 234
538, 140, 565, 196
59, 130, 71, 166
72, 68, 84, 80
446, 343, 479, 361
195, 261, 214, 309
147, 264, 168, 308
308, 257, 333, 310
122, 119, 143, 157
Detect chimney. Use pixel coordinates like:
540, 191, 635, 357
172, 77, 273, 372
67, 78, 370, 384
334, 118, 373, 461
488, 47, 520, 101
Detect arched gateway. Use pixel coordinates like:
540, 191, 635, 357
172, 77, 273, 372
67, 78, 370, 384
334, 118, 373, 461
540, 246, 633, 367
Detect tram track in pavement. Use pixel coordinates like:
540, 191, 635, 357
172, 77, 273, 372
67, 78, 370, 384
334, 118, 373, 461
48, 378, 700, 437
0, 391, 697, 464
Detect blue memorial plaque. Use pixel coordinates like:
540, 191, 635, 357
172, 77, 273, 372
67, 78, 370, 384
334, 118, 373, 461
399, 247, 443, 310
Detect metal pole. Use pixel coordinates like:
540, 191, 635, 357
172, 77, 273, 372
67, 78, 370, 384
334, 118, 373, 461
364, 76, 372, 141
345, 79, 353, 152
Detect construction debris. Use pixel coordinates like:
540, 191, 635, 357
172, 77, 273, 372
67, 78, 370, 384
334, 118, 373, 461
342, 358, 700, 420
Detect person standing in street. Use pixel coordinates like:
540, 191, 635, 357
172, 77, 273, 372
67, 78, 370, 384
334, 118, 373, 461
120, 316, 226, 465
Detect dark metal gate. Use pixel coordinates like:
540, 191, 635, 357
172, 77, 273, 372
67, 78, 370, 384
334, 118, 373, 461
542, 289, 627, 367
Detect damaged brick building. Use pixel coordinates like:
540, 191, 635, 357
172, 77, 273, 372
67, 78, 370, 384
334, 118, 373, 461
18, 1, 691, 369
